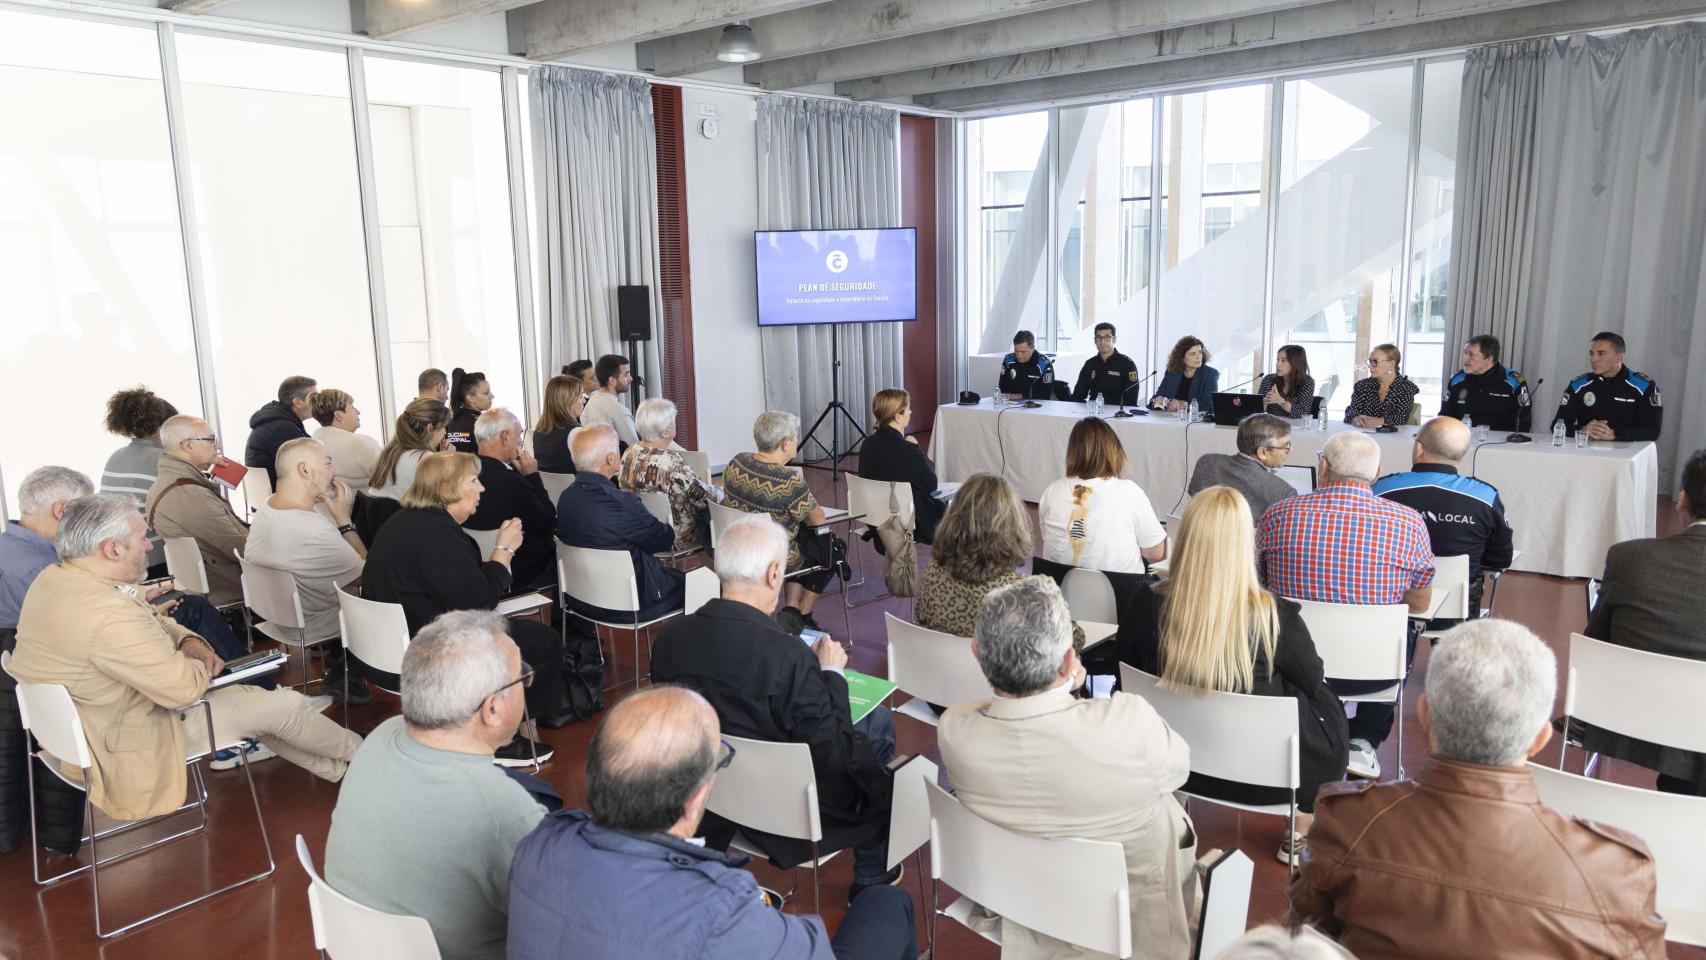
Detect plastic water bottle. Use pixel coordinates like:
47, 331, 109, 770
1187, 399, 1198, 423
1462, 413, 1474, 435
1092, 393, 1102, 417
1316, 413, 1328, 433
1552, 420, 1566, 447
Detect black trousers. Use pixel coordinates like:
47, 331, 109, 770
509, 618, 566, 722
832, 885, 917, 960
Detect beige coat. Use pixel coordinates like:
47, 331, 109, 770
11, 563, 211, 821
146, 454, 249, 606
938, 685, 1199, 960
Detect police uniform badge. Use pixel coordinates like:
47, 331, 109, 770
1458, 389, 1469, 401
1583, 391, 1596, 407
1128, 371, 1138, 380
1651, 389, 1662, 406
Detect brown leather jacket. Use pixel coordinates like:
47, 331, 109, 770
1289, 758, 1666, 959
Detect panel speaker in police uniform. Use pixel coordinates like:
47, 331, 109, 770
1070, 322, 1141, 406
1439, 334, 1531, 432
997, 328, 1057, 400
1553, 331, 1662, 442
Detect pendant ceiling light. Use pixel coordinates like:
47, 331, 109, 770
716, 22, 761, 63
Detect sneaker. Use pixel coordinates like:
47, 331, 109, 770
493, 735, 554, 768
776, 606, 807, 636
1346, 738, 1382, 780
847, 864, 903, 906
1276, 831, 1306, 867
307, 694, 335, 713
801, 612, 823, 633
211, 739, 278, 771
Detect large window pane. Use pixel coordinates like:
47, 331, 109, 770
364, 57, 524, 418
0, 11, 201, 508
1272, 66, 1413, 416
965, 111, 1047, 360
1056, 99, 1152, 369
175, 34, 382, 454
1407, 59, 1461, 408
1158, 84, 1270, 394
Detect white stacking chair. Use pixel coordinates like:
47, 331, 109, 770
296, 835, 442, 960
680, 449, 712, 485
240, 469, 273, 516
1558, 633, 1706, 777
707, 500, 744, 549
6, 652, 275, 939
538, 471, 575, 505
683, 566, 719, 615
461, 525, 501, 558
1193, 849, 1255, 960
636, 490, 700, 559
239, 554, 340, 694
1419, 554, 1470, 641
884, 613, 991, 726
925, 779, 1132, 957
1060, 567, 1121, 650
1119, 665, 1302, 868
334, 588, 410, 730
163, 535, 248, 624
1292, 598, 1411, 778
1528, 764, 1706, 946
843, 475, 915, 607
705, 735, 841, 916
555, 542, 684, 692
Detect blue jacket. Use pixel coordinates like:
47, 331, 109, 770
554, 472, 684, 622
507, 809, 835, 960
1150, 365, 1221, 409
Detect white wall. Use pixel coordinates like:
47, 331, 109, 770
682, 88, 765, 468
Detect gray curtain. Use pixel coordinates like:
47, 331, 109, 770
756, 96, 904, 460
529, 66, 663, 397
1447, 25, 1706, 491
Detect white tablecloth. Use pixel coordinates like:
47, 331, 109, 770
928, 400, 1657, 579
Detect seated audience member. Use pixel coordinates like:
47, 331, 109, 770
418, 367, 449, 404
245, 375, 316, 486
326, 610, 546, 960
100, 386, 178, 576
531, 374, 585, 474
146, 415, 250, 608
1216, 926, 1354, 960
556, 424, 684, 621
508, 686, 916, 960
1372, 416, 1513, 618
580, 354, 639, 446
1256, 344, 1316, 419
855, 388, 945, 546
722, 410, 839, 632
1579, 448, 1706, 796
11, 495, 360, 820
1038, 417, 1166, 574
308, 388, 380, 490
1291, 619, 1667, 958
363, 451, 561, 755
445, 369, 494, 453
1344, 343, 1420, 428
916, 473, 1029, 639
940, 576, 1197, 957
651, 517, 900, 898
1187, 413, 1298, 524
244, 439, 368, 703
564, 358, 597, 397
618, 398, 709, 553
368, 399, 452, 500
1149, 335, 1219, 412
1257, 430, 1433, 780
1122, 486, 1347, 864
467, 409, 555, 590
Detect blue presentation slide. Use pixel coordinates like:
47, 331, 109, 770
755, 228, 918, 326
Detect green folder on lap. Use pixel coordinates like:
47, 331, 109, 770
843, 669, 898, 725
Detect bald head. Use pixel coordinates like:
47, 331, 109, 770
1416, 417, 1471, 464
275, 437, 331, 494
586, 686, 720, 835
159, 415, 217, 468
569, 423, 620, 476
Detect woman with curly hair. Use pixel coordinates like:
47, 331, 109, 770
99, 386, 179, 575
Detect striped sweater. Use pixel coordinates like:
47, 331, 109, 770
100, 437, 166, 568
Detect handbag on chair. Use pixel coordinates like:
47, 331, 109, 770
875, 486, 918, 598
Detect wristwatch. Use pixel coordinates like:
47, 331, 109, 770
337, 523, 357, 536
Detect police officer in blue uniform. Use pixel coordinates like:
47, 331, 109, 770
1438, 334, 1532, 432
1553, 331, 1662, 442
996, 329, 1057, 400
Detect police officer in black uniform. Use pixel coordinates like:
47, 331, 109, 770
1553, 331, 1663, 442
1438, 334, 1532, 432
996, 329, 1057, 400
1070, 322, 1141, 406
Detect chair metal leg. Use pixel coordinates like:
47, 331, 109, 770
342, 659, 351, 731
912, 849, 932, 959
1394, 680, 1406, 781
1558, 716, 1571, 770
810, 840, 822, 919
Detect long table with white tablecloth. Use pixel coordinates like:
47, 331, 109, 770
927, 399, 1658, 580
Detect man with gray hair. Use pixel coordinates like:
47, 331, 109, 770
554, 423, 683, 623
939, 576, 1198, 958
1257, 429, 1434, 779
651, 516, 902, 901
147, 414, 250, 608
466, 408, 555, 589
245, 375, 317, 487
1292, 619, 1666, 958
326, 610, 547, 960
10, 494, 360, 822
1187, 412, 1300, 523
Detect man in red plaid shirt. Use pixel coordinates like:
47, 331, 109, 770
1257, 431, 1434, 780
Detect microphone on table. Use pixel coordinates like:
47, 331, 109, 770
1021, 374, 1043, 409
1223, 372, 1265, 394
1506, 377, 1542, 443
1113, 370, 1158, 418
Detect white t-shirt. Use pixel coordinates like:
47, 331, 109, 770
1037, 475, 1167, 574
314, 425, 382, 491
244, 501, 364, 641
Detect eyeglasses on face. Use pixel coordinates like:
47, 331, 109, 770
716, 738, 736, 772
1093, 334, 1114, 342
488, 666, 535, 700
1266, 441, 1294, 452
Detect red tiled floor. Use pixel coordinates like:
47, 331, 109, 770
0, 460, 1698, 959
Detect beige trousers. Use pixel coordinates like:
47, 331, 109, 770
182, 686, 361, 781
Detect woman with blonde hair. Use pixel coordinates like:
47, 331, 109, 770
1037, 417, 1167, 574
368, 399, 452, 500
532, 374, 586, 473
855, 387, 946, 544
1120, 485, 1347, 865
1344, 342, 1420, 427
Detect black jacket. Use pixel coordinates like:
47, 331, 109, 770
996, 351, 1057, 399
531, 424, 576, 473
445, 410, 479, 453
362, 506, 513, 634
243, 401, 309, 486
1372, 463, 1513, 612
467, 456, 556, 590
1553, 366, 1663, 441
651, 598, 891, 867
1122, 586, 1348, 811
1439, 364, 1531, 432
855, 426, 944, 545
1071, 350, 1141, 405
554, 472, 683, 623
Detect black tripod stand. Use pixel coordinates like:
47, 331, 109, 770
798, 325, 867, 483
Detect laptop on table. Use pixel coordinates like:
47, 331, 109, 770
1210, 392, 1264, 425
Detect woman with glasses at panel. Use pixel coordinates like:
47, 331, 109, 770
1344, 343, 1421, 428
